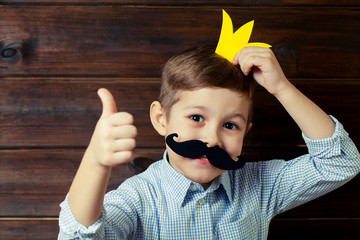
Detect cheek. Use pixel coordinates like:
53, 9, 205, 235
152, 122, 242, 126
166, 117, 189, 134
225, 137, 244, 157
169, 125, 198, 141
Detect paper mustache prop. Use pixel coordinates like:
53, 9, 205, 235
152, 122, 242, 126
166, 133, 246, 170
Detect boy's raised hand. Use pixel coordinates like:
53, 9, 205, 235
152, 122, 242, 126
233, 46, 335, 139
88, 88, 137, 167
68, 88, 137, 226
232, 47, 289, 97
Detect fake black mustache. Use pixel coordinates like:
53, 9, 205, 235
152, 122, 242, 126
166, 133, 246, 170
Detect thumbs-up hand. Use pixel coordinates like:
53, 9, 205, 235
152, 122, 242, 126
87, 88, 137, 167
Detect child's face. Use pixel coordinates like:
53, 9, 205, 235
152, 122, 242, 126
163, 87, 252, 189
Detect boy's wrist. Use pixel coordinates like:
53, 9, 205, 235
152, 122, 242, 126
83, 146, 112, 173
273, 80, 294, 101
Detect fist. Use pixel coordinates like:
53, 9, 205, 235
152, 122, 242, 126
88, 88, 137, 167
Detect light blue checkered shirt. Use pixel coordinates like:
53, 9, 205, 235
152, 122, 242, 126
59, 116, 360, 239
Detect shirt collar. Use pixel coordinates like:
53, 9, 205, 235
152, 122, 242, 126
160, 151, 233, 206
219, 170, 233, 201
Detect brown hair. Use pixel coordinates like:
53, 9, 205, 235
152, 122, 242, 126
159, 44, 254, 117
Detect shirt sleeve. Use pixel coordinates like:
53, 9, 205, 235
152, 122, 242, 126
58, 195, 106, 239
261, 116, 360, 217
58, 179, 139, 239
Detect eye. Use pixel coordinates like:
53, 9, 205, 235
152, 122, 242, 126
223, 122, 238, 130
190, 115, 204, 123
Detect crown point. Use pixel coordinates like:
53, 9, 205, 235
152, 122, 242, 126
215, 10, 271, 62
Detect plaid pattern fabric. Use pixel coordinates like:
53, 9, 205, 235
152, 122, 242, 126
59, 116, 360, 239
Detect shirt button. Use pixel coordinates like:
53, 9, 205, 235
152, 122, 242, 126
198, 198, 206, 205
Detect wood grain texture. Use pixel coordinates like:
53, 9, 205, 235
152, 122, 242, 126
268, 219, 360, 239
0, 0, 359, 6
0, 2, 359, 238
0, 77, 162, 148
0, 78, 359, 148
0, 7, 359, 78
0, 219, 59, 240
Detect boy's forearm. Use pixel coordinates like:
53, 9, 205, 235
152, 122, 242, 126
68, 148, 111, 227
274, 82, 335, 139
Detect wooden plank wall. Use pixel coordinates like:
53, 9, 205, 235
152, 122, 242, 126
0, 1, 359, 239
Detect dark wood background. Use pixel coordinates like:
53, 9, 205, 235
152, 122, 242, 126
0, 1, 359, 239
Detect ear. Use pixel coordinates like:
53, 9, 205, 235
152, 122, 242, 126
150, 101, 167, 136
246, 122, 253, 134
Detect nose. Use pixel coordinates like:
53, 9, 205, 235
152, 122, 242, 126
202, 126, 222, 148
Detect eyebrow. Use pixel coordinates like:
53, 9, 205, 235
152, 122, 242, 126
184, 105, 247, 123
229, 112, 247, 124
184, 105, 209, 112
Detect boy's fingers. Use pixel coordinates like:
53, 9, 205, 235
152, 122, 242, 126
240, 53, 270, 75
233, 47, 273, 74
111, 138, 136, 152
233, 47, 265, 65
102, 151, 133, 166
110, 125, 137, 139
113, 151, 134, 164
232, 52, 241, 65
97, 88, 117, 117
108, 112, 134, 126
233, 49, 254, 74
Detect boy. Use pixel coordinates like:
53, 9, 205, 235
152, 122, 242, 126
58, 45, 360, 239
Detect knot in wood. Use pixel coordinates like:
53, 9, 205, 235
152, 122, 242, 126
1, 48, 17, 58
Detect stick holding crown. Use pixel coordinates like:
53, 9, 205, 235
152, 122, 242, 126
215, 10, 271, 62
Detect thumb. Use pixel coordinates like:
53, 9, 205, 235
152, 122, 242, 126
97, 88, 117, 117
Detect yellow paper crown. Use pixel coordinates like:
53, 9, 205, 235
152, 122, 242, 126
215, 10, 271, 62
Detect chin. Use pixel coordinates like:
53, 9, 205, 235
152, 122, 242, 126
188, 172, 221, 184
